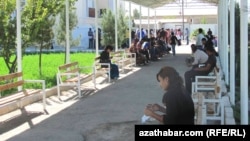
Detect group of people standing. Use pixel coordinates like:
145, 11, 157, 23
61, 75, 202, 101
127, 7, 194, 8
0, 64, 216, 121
88, 28, 102, 49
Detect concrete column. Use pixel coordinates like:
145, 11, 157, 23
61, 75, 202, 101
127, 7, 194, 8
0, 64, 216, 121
66, 0, 70, 64
154, 9, 157, 37
115, 0, 118, 51
139, 5, 142, 40
229, 0, 235, 105
16, 0, 21, 72
147, 8, 150, 38
95, 0, 98, 55
240, 0, 248, 125
16, 0, 22, 91
224, 0, 229, 85
221, 0, 225, 76
218, 0, 223, 66
129, 1, 132, 46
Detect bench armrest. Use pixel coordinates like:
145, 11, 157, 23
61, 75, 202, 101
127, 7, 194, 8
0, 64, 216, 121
24, 79, 46, 110
58, 72, 80, 76
24, 80, 46, 90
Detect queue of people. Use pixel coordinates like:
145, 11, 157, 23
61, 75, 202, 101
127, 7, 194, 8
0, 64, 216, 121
99, 27, 217, 125
142, 27, 218, 125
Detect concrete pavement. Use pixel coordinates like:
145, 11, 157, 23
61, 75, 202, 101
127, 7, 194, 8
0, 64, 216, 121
1, 44, 219, 141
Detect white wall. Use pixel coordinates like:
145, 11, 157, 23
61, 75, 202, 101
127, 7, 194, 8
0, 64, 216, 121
190, 24, 218, 37
71, 0, 111, 49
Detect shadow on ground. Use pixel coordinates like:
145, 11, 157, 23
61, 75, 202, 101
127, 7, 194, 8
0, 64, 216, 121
84, 120, 140, 141
0, 109, 43, 134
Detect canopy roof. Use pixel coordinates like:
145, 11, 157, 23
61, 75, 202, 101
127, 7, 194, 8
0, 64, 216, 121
126, 0, 219, 9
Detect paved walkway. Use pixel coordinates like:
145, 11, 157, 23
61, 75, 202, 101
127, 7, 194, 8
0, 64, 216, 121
1, 44, 193, 141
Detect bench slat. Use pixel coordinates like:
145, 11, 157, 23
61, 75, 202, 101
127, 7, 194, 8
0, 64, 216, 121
58, 62, 78, 70
0, 80, 24, 91
64, 74, 88, 82
65, 68, 80, 73
0, 72, 22, 81
0, 89, 41, 105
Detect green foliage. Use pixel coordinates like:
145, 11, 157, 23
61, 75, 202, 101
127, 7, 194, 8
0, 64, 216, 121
55, 4, 80, 48
0, 0, 18, 73
118, 9, 129, 48
190, 28, 205, 40
101, 9, 128, 49
101, 9, 115, 47
200, 17, 207, 24
0, 0, 77, 74
0, 53, 95, 90
133, 8, 140, 19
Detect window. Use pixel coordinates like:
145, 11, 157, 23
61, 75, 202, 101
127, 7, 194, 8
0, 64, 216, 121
87, 0, 95, 17
88, 0, 94, 8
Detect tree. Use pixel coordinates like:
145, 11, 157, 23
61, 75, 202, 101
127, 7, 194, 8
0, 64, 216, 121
0, 0, 77, 74
22, 0, 61, 75
200, 17, 207, 24
101, 9, 115, 47
133, 8, 140, 19
0, 0, 18, 73
55, 4, 80, 63
101, 9, 128, 48
118, 9, 128, 48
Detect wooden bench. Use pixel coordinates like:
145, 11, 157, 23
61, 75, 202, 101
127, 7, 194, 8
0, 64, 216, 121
92, 56, 111, 86
123, 49, 136, 68
191, 67, 221, 96
57, 61, 93, 99
192, 92, 224, 125
111, 50, 126, 72
193, 94, 207, 124
0, 72, 46, 115
191, 66, 225, 124
111, 50, 136, 73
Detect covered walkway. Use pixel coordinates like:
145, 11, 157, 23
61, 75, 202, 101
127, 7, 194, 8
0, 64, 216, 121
0, 44, 235, 141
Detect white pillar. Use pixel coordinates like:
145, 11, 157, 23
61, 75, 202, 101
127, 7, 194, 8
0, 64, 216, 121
139, 5, 142, 40
66, 0, 70, 64
16, 0, 22, 91
218, 0, 223, 63
147, 8, 150, 38
115, 0, 118, 51
95, 0, 99, 55
240, 0, 248, 125
221, 0, 225, 76
224, 0, 229, 85
129, 1, 132, 46
16, 0, 21, 73
154, 9, 157, 37
230, 0, 235, 105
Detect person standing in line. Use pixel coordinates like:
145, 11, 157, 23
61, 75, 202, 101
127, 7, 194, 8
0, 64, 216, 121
170, 32, 178, 56
185, 28, 190, 45
196, 28, 205, 50
88, 28, 94, 49
144, 66, 195, 124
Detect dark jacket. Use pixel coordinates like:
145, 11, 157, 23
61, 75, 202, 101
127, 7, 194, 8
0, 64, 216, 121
163, 86, 195, 124
100, 50, 111, 68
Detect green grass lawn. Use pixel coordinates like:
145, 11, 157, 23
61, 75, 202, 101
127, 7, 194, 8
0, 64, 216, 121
0, 53, 96, 89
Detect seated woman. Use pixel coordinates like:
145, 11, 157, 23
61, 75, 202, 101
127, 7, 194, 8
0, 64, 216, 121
100, 45, 119, 80
144, 66, 194, 124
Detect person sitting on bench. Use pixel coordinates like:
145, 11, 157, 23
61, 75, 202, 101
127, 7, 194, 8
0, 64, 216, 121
184, 45, 217, 94
100, 45, 119, 80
